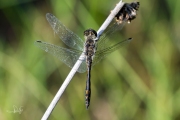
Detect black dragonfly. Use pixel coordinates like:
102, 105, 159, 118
35, 13, 132, 109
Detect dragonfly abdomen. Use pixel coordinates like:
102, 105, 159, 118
85, 62, 92, 109
85, 43, 95, 109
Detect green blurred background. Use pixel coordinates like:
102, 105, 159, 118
0, 0, 180, 120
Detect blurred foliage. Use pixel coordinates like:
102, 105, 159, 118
0, 0, 180, 120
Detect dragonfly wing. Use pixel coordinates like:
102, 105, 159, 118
97, 20, 126, 51
46, 13, 84, 51
92, 38, 132, 66
35, 41, 87, 73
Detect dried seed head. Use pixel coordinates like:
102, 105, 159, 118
115, 2, 140, 24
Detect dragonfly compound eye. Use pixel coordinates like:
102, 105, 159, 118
84, 29, 97, 38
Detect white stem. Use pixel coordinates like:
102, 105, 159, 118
97, 0, 124, 38
41, 1, 124, 120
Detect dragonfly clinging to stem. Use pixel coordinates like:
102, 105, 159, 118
35, 2, 140, 108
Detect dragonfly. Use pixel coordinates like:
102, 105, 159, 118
35, 13, 132, 109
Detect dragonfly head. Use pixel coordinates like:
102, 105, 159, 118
84, 29, 97, 40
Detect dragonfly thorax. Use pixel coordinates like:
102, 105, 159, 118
85, 39, 96, 56
84, 29, 97, 59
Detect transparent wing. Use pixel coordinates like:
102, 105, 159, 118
97, 20, 126, 51
92, 38, 132, 66
35, 41, 87, 73
46, 13, 84, 51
